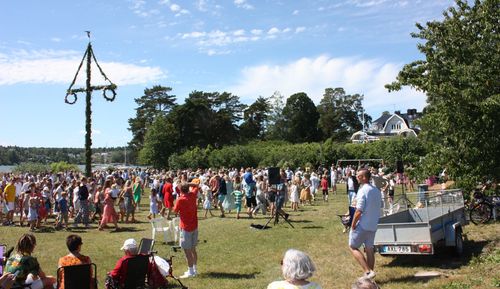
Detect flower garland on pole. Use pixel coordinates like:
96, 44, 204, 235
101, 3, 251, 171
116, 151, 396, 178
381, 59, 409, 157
65, 32, 117, 177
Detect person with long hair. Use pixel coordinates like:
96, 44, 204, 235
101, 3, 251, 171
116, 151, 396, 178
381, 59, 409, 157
99, 180, 119, 231
5, 234, 56, 289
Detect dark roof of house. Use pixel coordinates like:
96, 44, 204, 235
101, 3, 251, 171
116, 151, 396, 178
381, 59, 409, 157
372, 110, 423, 128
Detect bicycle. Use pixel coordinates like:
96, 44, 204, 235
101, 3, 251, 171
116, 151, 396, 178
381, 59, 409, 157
469, 191, 499, 225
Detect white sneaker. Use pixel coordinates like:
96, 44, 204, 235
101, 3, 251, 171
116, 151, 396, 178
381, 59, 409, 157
179, 271, 196, 279
365, 270, 376, 279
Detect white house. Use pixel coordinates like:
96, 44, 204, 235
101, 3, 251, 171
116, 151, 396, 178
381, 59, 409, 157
351, 109, 422, 143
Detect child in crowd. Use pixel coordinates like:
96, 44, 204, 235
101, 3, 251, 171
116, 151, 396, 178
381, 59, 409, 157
147, 188, 160, 220
232, 185, 244, 219
320, 175, 329, 202
55, 191, 69, 229
201, 180, 214, 218
290, 177, 300, 211
118, 196, 126, 222
110, 184, 120, 200
27, 195, 39, 231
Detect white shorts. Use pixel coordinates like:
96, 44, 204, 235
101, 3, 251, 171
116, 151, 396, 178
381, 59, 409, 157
6, 202, 15, 212
180, 229, 198, 249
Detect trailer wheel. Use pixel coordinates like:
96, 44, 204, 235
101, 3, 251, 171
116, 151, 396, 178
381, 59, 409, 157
454, 229, 464, 256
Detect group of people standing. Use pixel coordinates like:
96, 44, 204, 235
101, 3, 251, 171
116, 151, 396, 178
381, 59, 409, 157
0, 170, 146, 231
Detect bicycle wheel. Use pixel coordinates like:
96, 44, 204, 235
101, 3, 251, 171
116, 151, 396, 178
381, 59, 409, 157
469, 202, 493, 225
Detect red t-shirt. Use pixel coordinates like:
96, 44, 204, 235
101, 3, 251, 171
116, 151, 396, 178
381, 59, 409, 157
320, 179, 328, 190
162, 182, 174, 208
110, 255, 135, 286
173, 192, 198, 232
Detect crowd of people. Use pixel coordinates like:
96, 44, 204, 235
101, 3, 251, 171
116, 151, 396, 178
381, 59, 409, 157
0, 163, 393, 288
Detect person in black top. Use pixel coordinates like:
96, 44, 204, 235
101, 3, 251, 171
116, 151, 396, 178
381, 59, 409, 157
73, 177, 90, 228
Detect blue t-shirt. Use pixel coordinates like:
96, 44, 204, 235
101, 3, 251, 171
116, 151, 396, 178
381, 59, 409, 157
355, 183, 382, 232
243, 172, 255, 184
58, 198, 68, 213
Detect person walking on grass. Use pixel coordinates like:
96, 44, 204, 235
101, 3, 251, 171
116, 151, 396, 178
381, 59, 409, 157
174, 183, 199, 278
349, 169, 382, 280
201, 180, 214, 218
147, 188, 161, 220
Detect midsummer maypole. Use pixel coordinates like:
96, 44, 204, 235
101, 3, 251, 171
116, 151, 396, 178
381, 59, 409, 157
65, 32, 117, 177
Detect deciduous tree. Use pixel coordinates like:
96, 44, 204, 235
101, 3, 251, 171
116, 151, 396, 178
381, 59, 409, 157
386, 0, 500, 188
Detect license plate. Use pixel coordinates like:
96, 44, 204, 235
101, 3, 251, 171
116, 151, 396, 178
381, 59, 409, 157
382, 245, 411, 253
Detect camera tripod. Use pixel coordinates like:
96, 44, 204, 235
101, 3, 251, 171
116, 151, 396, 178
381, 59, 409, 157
261, 189, 294, 229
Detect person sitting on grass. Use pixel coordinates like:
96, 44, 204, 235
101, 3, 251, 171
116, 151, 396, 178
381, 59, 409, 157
5, 233, 56, 289
267, 249, 322, 289
57, 234, 93, 289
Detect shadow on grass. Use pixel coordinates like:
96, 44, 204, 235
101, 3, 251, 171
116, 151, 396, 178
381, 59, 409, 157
302, 225, 324, 229
289, 219, 312, 223
377, 274, 440, 286
35, 226, 56, 233
382, 239, 490, 269
202, 271, 259, 279
109, 227, 144, 233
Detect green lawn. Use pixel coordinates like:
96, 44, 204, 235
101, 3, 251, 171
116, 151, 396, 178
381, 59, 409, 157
1, 189, 498, 289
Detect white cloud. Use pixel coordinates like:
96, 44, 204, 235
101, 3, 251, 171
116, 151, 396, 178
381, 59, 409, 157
292, 10, 299, 15
251, 29, 262, 35
348, 0, 388, 8
170, 3, 180, 12
233, 29, 245, 36
195, 0, 208, 11
268, 27, 280, 34
228, 55, 426, 116
234, 0, 253, 10
181, 31, 206, 39
282, 27, 291, 33
0, 49, 166, 86
295, 27, 306, 33
51, 37, 62, 43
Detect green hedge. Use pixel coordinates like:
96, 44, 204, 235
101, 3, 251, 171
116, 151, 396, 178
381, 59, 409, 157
168, 137, 428, 173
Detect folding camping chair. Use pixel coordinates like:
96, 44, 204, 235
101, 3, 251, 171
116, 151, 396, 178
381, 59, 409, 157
0, 244, 5, 275
122, 254, 149, 289
56, 263, 97, 289
138, 238, 155, 255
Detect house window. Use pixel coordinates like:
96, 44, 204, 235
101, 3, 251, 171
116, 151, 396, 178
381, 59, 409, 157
391, 122, 401, 130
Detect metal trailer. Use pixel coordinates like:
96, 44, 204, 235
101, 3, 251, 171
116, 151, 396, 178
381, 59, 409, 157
374, 189, 467, 255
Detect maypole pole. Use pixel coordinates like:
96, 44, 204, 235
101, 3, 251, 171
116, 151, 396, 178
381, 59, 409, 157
65, 32, 117, 177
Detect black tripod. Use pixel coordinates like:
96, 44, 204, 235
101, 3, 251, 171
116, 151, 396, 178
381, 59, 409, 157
261, 185, 294, 229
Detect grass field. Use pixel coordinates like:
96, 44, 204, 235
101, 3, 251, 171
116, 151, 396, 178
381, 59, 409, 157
1, 188, 498, 289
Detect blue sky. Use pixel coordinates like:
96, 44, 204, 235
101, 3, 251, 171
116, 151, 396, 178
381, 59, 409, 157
0, 0, 455, 148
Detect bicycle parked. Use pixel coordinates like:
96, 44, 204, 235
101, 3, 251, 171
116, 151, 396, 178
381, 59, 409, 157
469, 190, 499, 225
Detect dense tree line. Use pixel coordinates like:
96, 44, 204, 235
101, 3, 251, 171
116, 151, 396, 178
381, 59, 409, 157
0, 146, 132, 165
129, 87, 369, 168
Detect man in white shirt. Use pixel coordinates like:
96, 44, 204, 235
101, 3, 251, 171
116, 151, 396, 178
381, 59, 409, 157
349, 169, 382, 280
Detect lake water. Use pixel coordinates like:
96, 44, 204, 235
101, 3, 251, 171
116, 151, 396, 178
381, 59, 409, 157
0, 164, 133, 173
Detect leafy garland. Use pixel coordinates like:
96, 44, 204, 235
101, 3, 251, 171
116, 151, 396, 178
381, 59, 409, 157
65, 43, 117, 104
